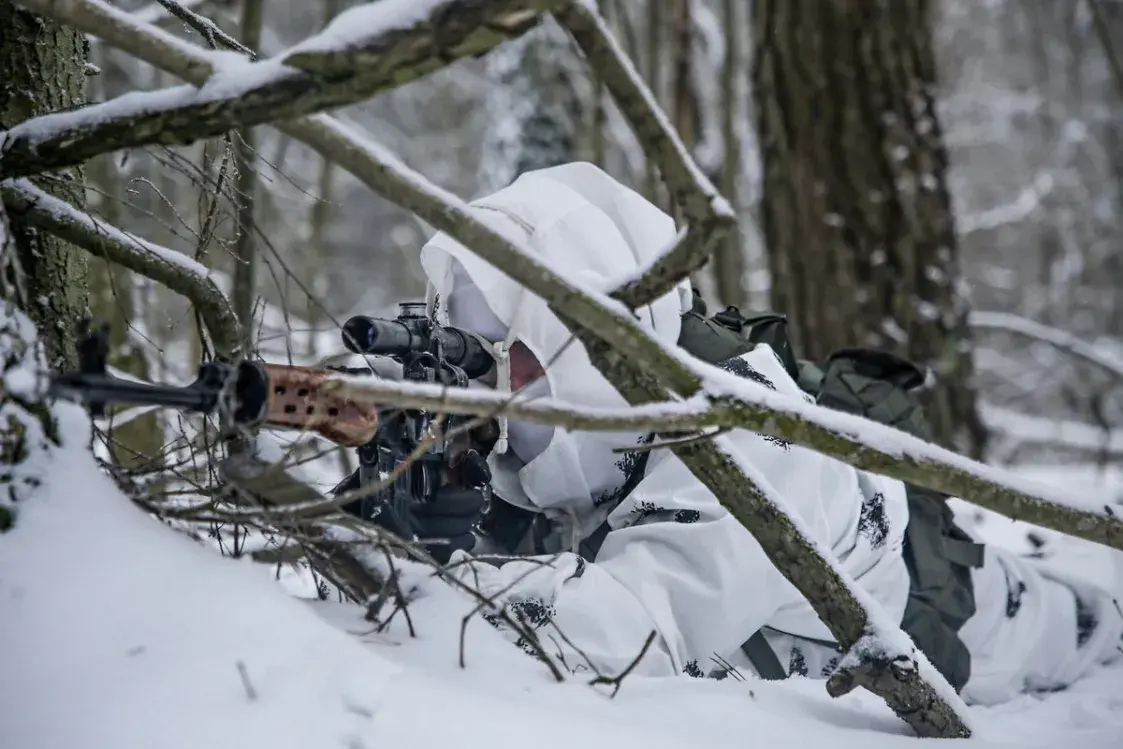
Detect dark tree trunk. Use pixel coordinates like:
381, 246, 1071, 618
0, 1, 90, 370
751, 0, 987, 456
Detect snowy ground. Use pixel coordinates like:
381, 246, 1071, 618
2, 404, 1122, 749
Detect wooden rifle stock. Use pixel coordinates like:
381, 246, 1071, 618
260, 364, 380, 447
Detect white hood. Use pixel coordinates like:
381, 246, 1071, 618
420, 163, 692, 530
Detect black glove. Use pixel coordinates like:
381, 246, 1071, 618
333, 449, 491, 565
409, 484, 487, 564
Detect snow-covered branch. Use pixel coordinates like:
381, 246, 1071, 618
322, 363, 1123, 551
2, 185, 213, 342
981, 403, 1123, 461
0, 179, 242, 360
0, 0, 556, 179
970, 310, 1123, 380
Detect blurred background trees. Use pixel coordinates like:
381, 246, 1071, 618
70, 0, 1123, 475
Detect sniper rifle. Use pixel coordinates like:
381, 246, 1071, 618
50, 301, 498, 541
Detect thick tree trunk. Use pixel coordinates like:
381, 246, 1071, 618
0, 1, 90, 370
751, 0, 987, 457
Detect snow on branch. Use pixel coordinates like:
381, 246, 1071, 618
17, 0, 222, 84
970, 310, 1123, 380
0, 0, 557, 180
322, 356, 1123, 551
0, 179, 242, 360
555, 0, 737, 309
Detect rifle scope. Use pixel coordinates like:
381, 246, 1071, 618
341, 305, 493, 380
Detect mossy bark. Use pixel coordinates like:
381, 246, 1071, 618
0, 1, 90, 370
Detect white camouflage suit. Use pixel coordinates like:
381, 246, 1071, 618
420, 162, 1123, 704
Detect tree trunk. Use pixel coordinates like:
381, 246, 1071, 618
714, 0, 746, 308
751, 0, 988, 456
231, 0, 265, 355
0, 1, 90, 371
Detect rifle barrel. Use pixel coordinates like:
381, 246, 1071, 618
51, 375, 217, 413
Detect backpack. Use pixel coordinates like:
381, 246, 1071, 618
675, 292, 982, 692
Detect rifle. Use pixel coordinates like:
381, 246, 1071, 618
51, 302, 498, 541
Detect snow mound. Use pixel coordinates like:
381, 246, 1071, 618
3, 405, 1123, 749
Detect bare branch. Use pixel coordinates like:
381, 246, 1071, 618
555, 1, 737, 307
154, 0, 253, 56
0, 179, 241, 359
970, 311, 1123, 380
0, 0, 560, 179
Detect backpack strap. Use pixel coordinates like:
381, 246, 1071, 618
740, 630, 787, 680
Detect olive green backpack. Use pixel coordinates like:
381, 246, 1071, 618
676, 292, 982, 692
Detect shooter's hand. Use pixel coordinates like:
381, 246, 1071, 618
332, 448, 492, 564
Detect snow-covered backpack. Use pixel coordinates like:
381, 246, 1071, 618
674, 292, 982, 692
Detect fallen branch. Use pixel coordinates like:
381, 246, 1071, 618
321, 360, 1123, 550
0, 178, 242, 359
0, 0, 559, 179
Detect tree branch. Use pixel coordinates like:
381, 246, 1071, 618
154, 0, 253, 56
0, 0, 560, 179
9, 0, 701, 395
0, 179, 241, 359
555, 1, 737, 308
970, 310, 1123, 380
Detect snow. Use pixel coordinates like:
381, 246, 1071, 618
569, 0, 733, 218
282, 0, 447, 59
5, 0, 456, 157
981, 402, 1123, 457
4, 399, 1123, 749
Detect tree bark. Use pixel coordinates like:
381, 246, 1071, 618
0, 1, 90, 370
751, 0, 988, 457
714, 0, 745, 308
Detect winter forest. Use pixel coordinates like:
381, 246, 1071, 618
2, 0, 1123, 747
